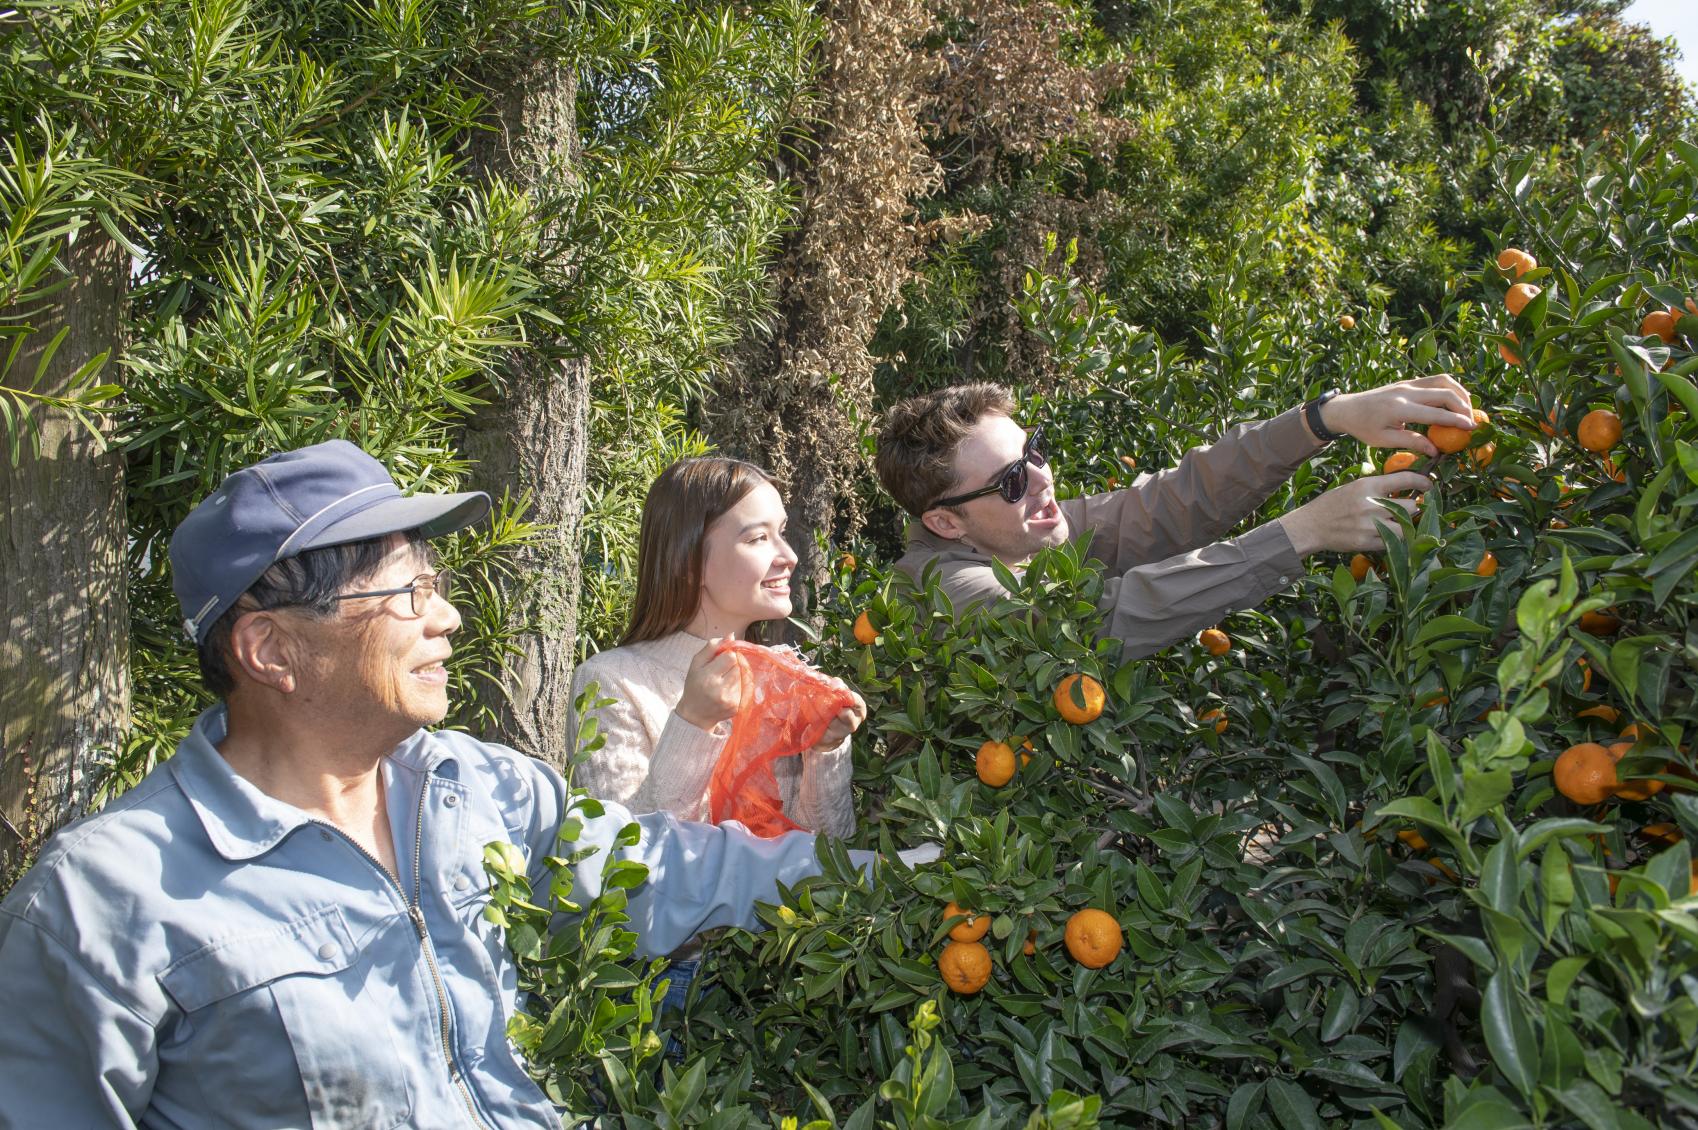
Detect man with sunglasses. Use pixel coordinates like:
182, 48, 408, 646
876, 378, 1475, 656
0, 439, 914, 1127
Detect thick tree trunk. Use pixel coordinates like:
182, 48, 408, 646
463, 47, 590, 768
1, 229, 129, 879
461, 363, 589, 767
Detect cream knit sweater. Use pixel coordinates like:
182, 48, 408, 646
568, 630, 857, 838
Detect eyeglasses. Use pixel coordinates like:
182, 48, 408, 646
329, 568, 453, 618
928, 426, 1047, 510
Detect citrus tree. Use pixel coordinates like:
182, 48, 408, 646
503, 132, 1696, 1127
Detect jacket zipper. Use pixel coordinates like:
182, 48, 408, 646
409, 781, 489, 1129
311, 780, 488, 1129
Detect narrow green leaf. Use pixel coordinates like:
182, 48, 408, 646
1645, 840, 1692, 903
1481, 840, 1520, 914
1654, 367, 1698, 423
1319, 984, 1359, 1042
1415, 615, 1490, 646
1226, 1081, 1263, 1130
1541, 845, 1574, 938
1483, 969, 1540, 1099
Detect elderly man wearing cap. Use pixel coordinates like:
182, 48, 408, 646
0, 441, 907, 1128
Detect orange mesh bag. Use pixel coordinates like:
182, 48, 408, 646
707, 639, 856, 837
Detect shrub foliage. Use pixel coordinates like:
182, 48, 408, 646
4, 0, 1696, 1124
509, 134, 1698, 1127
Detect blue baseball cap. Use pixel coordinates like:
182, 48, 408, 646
170, 440, 491, 644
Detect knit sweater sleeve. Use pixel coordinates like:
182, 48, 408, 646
570, 654, 723, 821
777, 737, 857, 839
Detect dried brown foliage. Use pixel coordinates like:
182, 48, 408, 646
930, 0, 1131, 177
921, 0, 1133, 389
710, 0, 944, 607
712, 0, 1133, 600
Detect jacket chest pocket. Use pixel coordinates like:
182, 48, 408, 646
160, 906, 414, 1130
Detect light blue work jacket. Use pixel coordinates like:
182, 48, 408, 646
0, 707, 841, 1127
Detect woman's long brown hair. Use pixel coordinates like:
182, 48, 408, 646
622, 456, 778, 645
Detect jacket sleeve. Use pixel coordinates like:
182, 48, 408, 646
598, 810, 871, 958
502, 744, 871, 956
1078, 406, 1321, 572
0, 911, 157, 1128
567, 662, 722, 821
1094, 519, 1303, 657
931, 519, 1303, 659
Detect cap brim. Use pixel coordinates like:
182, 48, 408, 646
297, 490, 491, 553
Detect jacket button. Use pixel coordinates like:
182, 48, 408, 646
454, 875, 471, 892
317, 942, 338, 961
443, 794, 460, 808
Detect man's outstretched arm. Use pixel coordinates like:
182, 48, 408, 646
1098, 469, 1434, 655
1069, 407, 1320, 573
935, 467, 1432, 657
1074, 376, 1476, 573
493, 740, 877, 958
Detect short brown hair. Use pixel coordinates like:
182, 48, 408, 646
875, 383, 1017, 516
623, 456, 778, 645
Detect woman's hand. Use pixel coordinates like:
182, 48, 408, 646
808, 678, 867, 755
675, 639, 744, 732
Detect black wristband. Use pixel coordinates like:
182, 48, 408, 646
1304, 389, 1346, 443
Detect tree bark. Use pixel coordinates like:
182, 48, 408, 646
1, 228, 129, 879
463, 47, 591, 769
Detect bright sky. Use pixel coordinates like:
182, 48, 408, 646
1623, 0, 1697, 88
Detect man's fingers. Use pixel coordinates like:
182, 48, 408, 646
1383, 471, 1435, 493
1379, 427, 1439, 456
1408, 373, 1471, 403
1405, 397, 1474, 425
1402, 400, 1478, 429
1362, 471, 1434, 493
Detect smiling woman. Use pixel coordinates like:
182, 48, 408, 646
568, 457, 868, 838
566, 457, 870, 1009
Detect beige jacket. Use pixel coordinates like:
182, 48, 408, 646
893, 406, 1322, 657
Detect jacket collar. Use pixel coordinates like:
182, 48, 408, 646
904, 520, 989, 561
168, 706, 458, 861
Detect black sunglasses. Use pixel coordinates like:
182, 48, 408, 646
929, 426, 1047, 510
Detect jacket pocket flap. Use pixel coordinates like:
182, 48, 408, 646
160, 906, 358, 1011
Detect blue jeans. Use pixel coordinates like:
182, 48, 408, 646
658, 957, 699, 1062
660, 957, 699, 1013
655, 958, 696, 1060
